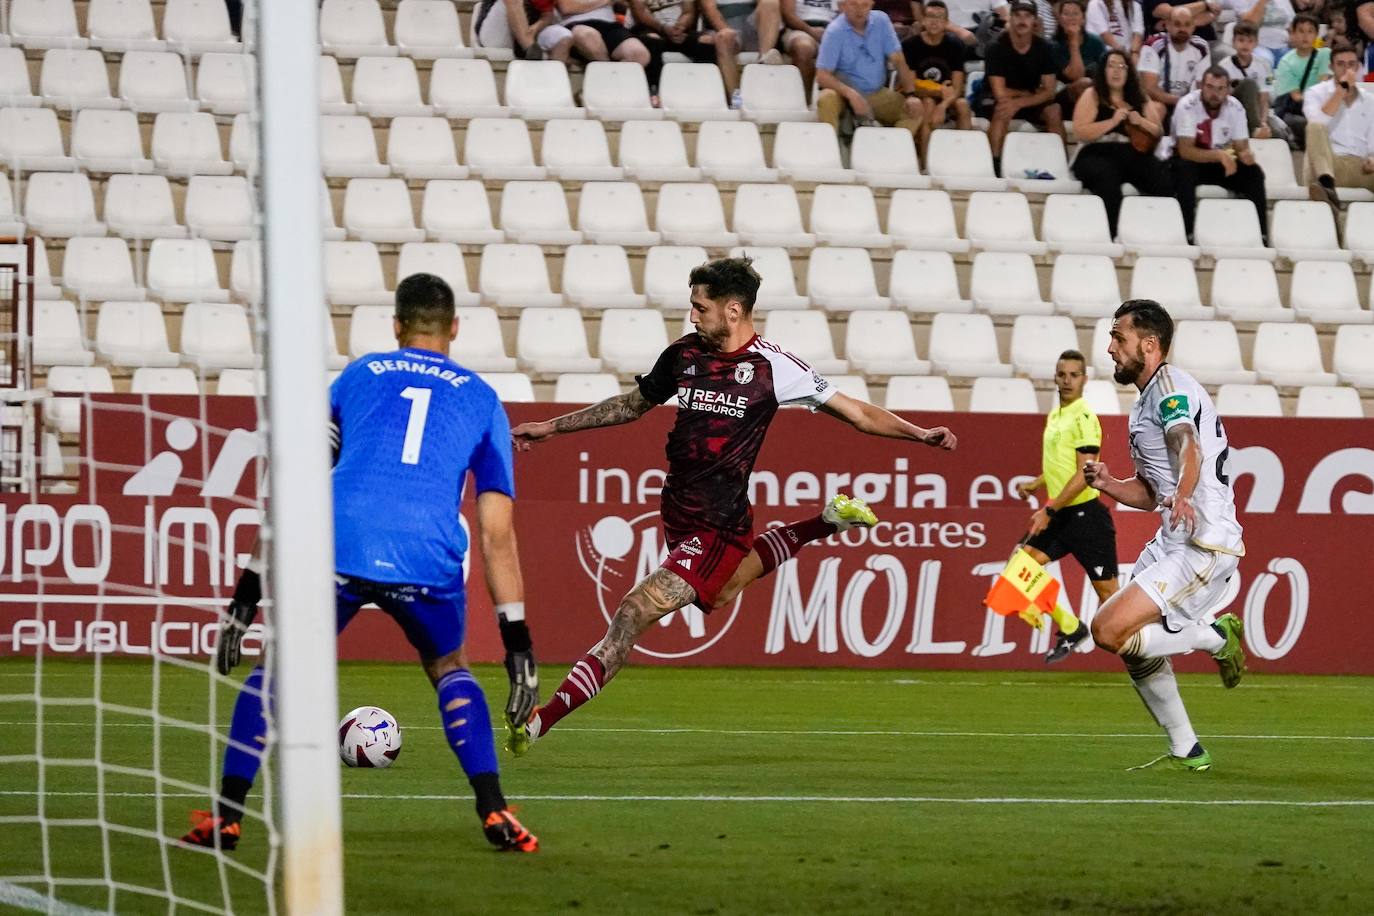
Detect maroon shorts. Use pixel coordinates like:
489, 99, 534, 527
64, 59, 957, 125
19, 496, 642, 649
660, 524, 753, 609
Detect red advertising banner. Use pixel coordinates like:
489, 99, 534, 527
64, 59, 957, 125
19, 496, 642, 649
2, 396, 1372, 675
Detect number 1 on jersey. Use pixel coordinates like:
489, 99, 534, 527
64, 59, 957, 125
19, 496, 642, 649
399, 386, 431, 465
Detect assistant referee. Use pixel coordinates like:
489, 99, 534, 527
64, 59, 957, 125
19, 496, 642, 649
1014, 349, 1121, 664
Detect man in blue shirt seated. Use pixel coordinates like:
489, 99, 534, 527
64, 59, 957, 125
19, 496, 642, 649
815, 0, 924, 142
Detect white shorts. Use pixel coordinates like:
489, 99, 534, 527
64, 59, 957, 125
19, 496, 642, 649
474, 0, 573, 52
1131, 535, 1240, 632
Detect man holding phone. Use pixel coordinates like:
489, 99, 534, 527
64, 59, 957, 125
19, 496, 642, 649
1304, 42, 1374, 210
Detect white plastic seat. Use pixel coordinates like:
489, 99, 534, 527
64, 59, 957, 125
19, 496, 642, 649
386, 116, 468, 179
733, 184, 814, 248
886, 189, 969, 253
347, 305, 396, 358
1170, 320, 1258, 385
343, 178, 425, 243
1195, 199, 1275, 261
33, 300, 93, 366
10, 0, 87, 49
1251, 137, 1307, 200
582, 61, 660, 121
320, 180, 347, 241
1129, 256, 1213, 320
481, 372, 536, 402
1289, 261, 1372, 325
888, 249, 972, 314
810, 185, 890, 248
317, 55, 355, 115
739, 63, 813, 123
504, 60, 585, 120
62, 237, 142, 300
104, 174, 185, 239
643, 245, 707, 308
196, 52, 253, 114
396, 242, 481, 306
1334, 325, 1374, 387
24, 173, 104, 237
180, 301, 255, 371
0, 107, 74, 170
321, 115, 391, 178
394, 0, 471, 59
1001, 133, 1080, 194
421, 180, 504, 244
1270, 201, 1350, 263
184, 176, 253, 241
118, 51, 194, 112
324, 241, 390, 306
541, 119, 622, 181
1041, 194, 1124, 257
1343, 202, 1374, 266
429, 59, 508, 118
598, 309, 668, 372
846, 311, 929, 376
850, 126, 930, 189
1215, 383, 1282, 416
464, 118, 546, 180
970, 251, 1051, 315
162, 0, 239, 54
659, 63, 738, 122
806, 248, 889, 312
578, 182, 661, 247
729, 246, 809, 309
39, 49, 117, 109
147, 238, 227, 302
130, 367, 199, 394
1009, 315, 1080, 379
617, 120, 701, 181
696, 121, 778, 182
351, 57, 432, 118
45, 366, 113, 434
71, 109, 153, 173
562, 245, 644, 310
1118, 196, 1200, 259
1295, 385, 1364, 417
450, 306, 516, 370
825, 375, 872, 400
1210, 260, 1291, 323
0, 48, 40, 107
773, 122, 852, 184
927, 130, 1006, 191
320, 0, 396, 58
478, 244, 564, 308
761, 311, 848, 373
885, 375, 954, 411
28, 236, 62, 299
1050, 254, 1121, 319
1089, 317, 1115, 377
217, 369, 263, 396
1252, 322, 1336, 387
970, 376, 1040, 413
229, 112, 257, 171
928, 312, 1012, 377
656, 183, 738, 246
95, 299, 179, 367
553, 373, 621, 402
965, 191, 1046, 255
87, 0, 162, 52
151, 111, 232, 176
1082, 379, 1123, 415
516, 307, 601, 374
229, 240, 261, 302
498, 181, 584, 246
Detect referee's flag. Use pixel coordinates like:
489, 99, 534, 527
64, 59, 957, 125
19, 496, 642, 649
984, 548, 1061, 627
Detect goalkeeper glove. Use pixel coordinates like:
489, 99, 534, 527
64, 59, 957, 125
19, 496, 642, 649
217, 567, 261, 676
499, 617, 538, 727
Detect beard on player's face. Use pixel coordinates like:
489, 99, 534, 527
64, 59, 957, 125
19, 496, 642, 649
1112, 341, 1146, 385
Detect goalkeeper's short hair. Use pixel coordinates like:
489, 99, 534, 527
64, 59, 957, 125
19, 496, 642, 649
395, 272, 456, 338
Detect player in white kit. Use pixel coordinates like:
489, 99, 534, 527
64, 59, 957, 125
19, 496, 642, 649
1082, 299, 1246, 771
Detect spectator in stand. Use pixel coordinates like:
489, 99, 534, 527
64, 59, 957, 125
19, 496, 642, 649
1225, 0, 1296, 65
474, 0, 576, 60
1304, 43, 1374, 206
986, 0, 1066, 170
226, 0, 242, 39
1272, 13, 1331, 143
558, 0, 654, 66
633, 0, 742, 101
874, 0, 923, 38
963, 0, 1011, 55
1220, 21, 1277, 138
1139, 7, 1210, 125
816, 0, 925, 141
1143, 0, 1221, 41
904, 0, 973, 156
1087, 0, 1145, 57
700, 0, 786, 63
1052, 0, 1108, 110
1034, 0, 1058, 35
780, 0, 838, 101
1071, 49, 1170, 236
1171, 66, 1269, 241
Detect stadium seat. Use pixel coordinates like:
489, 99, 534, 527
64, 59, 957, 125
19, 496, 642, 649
553, 373, 622, 402
320, 180, 347, 241
773, 122, 852, 184
10, 0, 87, 49
429, 58, 508, 118
656, 183, 738, 246
1001, 133, 1080, 194
1170, 320, 1258, 385
0, 107, 74, 170
969, 377, 1040, 413
1250, 137, 1307, 200
151, 111, 232, 176
1050, 254, 1121, 319
229, 240, 261, 302
761, 311, 848, 373
347, 305, 394, 358
733, 184, 815, 248
504, 60, 585, 120
62, 237, 142, 301
886, 189, 970, 252
71, 109, 153, 173
29, 236, 63, 300
805, 248, 889, 311
450, 306, 517, 370
118, 51, 195, 113
824, 375, 872, 401
323, 241, 390, 307
196, 52, 254, 114
421, 180, 504, 245
1082, 379, 1123, 415
849, 126, 931, 189
578, 182, 661, 247
320, 0, 395, 58
130, 366, 200, 394
1195, 199, 1275, 261
1129, 256, 1214, 320
845, 311, 930, 376
162, 0, 238, 54
1010, 315, 1080, 379
888, 249, 972, 314
927, 312, 1012, 377
1088, 317, 1114, 377
1252, 322, 1337, 387
103, 174, 186, 240
1215, 383, 1282, 417
1210, 260, 1291, 323
730, 246, 809, 309
1270, 201, 1350, 263
970, 251, 1052, 315
810, 185, 890, 248
516, 307, 602, 374
352, 56, 432, 118
39, 49, 117, 109
478, 244, 564, 308
739, 63, 813, 122
481, 372, 536, 402
965, 191, 1047, 255
541, 119, 622, 181
562, 244, 645, 309
0, 48, 40, 107
598, 309, 668, 373
643, 245, 707, 308
1117, 196, 1199, 259
217, 369, 263, 396
659, 63, 738, 122
180, 302, 256, 372
1333, 325, 1374, 387
95, 299, 179, 367
33, 300, 93, 366
396, 242, 481, 306
229, 113, 257, 171
582, 61, 660, 121
184, 176, 254, 242
147, 238, 227, 302
1041, 194, 1124, 257
343, 178, 425, 243
317, 55, 356, 115
617, 120, 701, 181
321, 115, 391, 178
465, 118, 546, 180
1343, 202, 1374, 266
1295, 385, 1364, 418
24, 173, 104, 237
385, 117, 468, 179
498, 181, 583, 246
45, 365, 114, 434
697, 121, 778, 182
87, 0, 162, 52
394, 0, 470, 59
885, 375, 954, 411
927, 130, 1006, 191
1289, 261, 1372, 325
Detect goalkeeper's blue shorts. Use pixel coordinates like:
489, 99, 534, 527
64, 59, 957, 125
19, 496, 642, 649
335, 574, 467, 660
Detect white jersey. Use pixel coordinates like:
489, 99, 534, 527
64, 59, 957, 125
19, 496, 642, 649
1128, 364, 1244, 556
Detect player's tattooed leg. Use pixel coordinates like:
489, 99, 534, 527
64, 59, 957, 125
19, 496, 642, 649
592, 568, 698, 679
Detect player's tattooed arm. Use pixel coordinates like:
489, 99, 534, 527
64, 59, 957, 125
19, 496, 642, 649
1082, 460, 1157, 510
818, 393, 957, 450
1162, 422, 1202, 534
511, 389, 655, 449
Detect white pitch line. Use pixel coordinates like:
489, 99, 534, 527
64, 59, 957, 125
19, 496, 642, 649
0, 880, 105, 916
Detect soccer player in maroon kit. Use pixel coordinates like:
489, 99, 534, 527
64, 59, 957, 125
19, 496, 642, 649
506, 258, 956, 754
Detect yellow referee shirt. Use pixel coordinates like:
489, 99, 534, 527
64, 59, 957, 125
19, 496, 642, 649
1041, 397, 1101, 507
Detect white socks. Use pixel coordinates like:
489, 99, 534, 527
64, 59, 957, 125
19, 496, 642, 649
1132, 622, 1225, 660
1127, 657, 1199, 757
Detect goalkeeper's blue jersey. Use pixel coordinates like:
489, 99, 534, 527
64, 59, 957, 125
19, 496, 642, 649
329, 347, 514, 590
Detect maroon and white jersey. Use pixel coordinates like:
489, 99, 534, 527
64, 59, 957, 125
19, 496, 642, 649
637, 333, 836, 537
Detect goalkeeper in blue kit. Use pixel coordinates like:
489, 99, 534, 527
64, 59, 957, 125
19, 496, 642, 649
182, 274, 541, 853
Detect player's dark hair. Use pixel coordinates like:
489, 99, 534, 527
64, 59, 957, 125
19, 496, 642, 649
689, 256, 762, 312
394, 272, 456, 339
1201, 64, 1230, 85
925, 0, 948, 12
1114, 299, 1174, 355
1290, 11, 1320, 30
1231, 20, 1258, 39
1058, 349, 1086, 367
1330, 40, 1361, 63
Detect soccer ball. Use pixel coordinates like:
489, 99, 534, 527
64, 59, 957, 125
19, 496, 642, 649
338, 706, 402, 768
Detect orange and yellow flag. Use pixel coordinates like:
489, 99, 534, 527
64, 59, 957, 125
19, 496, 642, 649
983, 548, 1062, 628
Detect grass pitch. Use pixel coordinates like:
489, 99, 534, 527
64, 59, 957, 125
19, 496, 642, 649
3, 660, 1373, 915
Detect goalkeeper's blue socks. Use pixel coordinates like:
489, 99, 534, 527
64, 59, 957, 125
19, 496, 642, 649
435, 668, 506, 817
219, 665, 269, 824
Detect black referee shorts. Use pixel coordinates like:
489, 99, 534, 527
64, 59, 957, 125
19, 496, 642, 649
1025, 497, 1119, 581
